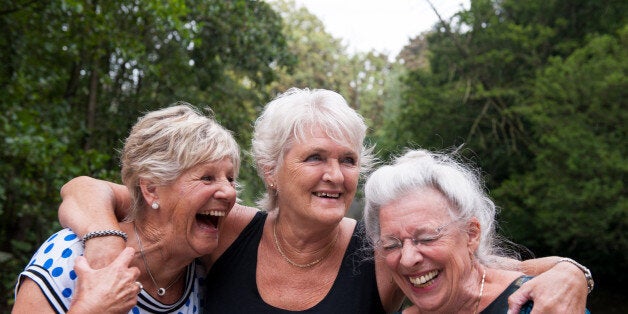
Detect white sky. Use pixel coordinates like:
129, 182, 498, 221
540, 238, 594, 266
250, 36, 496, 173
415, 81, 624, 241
291, 0, 470, 57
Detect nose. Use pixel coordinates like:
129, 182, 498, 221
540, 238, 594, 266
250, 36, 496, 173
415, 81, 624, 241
214, 179, 237, 201
398, 239, 423, 267
322, 159, 344, 183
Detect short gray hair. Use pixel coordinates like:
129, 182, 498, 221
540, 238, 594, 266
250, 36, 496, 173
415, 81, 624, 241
121, 102, 240, 220
251, 87, 374, 211
363, 149, 503, 265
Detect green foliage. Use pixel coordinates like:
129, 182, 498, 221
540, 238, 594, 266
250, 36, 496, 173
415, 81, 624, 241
496, 27, 628, 280
0, 104, 115, 306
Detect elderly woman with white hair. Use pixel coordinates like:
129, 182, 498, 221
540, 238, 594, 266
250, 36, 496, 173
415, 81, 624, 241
56, 89, 589, 313
14, 104, 240, 313
363, 149, 591, 313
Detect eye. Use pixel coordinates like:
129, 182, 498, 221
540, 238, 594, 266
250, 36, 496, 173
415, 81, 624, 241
340, 156, 357, 165
415, 233, 442, 245
200, 175, 214, 182
305, 154, 323, 162
379, 238, 402, 251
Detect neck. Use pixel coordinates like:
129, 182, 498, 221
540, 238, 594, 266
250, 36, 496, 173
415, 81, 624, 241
272, 213, 340, 268
126, 221, 189, 298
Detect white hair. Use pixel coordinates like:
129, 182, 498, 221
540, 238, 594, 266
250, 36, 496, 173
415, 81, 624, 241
251, 87, 374, 211
363, 149, 506, 265
121, 103, 240, 220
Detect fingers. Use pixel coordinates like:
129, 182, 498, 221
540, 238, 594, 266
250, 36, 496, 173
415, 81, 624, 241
507, 286, 530, 314
73, 255, 90, 274
111, 247, 136, 267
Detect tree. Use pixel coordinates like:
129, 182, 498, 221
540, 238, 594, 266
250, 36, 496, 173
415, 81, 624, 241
495, 26, 628, 282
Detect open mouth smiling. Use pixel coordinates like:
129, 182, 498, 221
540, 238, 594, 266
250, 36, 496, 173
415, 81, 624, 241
196, 210, 226, 228
408, 270, 440, 288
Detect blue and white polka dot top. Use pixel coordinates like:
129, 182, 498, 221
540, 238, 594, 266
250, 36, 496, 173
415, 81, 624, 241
15, 228, 205, 313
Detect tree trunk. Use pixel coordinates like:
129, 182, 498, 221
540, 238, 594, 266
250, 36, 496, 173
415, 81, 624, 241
85, 68, 98, 150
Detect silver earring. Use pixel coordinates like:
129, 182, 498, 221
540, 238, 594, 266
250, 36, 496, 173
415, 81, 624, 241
151, 202, 159, 209
269, 183, 275, 188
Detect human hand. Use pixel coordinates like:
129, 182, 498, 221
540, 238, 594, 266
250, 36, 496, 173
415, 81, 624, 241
507, 261, 588, 313
69, 247, 141, 314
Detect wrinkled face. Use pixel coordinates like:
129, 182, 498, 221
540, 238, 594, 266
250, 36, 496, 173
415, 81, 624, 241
274, 126, 360, 225
378, 187, 476, 312
155, 157, 236, 256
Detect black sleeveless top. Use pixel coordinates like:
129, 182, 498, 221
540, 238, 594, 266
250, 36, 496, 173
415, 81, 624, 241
204, 211, 386, 313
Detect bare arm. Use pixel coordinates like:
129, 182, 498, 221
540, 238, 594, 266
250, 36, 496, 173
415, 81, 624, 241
12, 279, 56, 314
58, 176, 131, 268
509, 256, 589, 313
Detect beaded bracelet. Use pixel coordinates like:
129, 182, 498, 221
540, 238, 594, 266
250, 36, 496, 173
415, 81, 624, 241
81, 230, 128, 247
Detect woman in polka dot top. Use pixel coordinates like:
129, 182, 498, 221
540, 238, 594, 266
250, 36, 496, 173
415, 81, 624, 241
13, 103, 241, 313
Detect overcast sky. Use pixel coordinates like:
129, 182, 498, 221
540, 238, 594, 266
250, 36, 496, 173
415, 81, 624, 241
291, 0, 470, 57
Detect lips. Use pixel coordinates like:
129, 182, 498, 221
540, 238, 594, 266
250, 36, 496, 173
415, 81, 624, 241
314, 192, 340, 198
408, 270, 439, 288
196, 210, 226, 228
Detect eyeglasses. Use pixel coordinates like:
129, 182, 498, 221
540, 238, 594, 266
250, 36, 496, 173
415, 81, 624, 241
376, 219, 460, 256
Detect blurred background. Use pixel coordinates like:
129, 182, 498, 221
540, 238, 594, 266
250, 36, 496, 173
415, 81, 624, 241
1, 0, 625, 311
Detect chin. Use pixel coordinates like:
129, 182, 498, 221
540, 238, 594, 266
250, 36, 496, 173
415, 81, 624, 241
196, 242, 218, 256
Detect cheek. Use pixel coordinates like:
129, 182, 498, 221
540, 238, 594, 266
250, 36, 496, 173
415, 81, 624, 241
342, 169, 360, 187
383, 253, 400, 271
442, 243, 472, 275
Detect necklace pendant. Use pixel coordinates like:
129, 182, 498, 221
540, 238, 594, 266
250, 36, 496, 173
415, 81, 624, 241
157, 288, 166, 296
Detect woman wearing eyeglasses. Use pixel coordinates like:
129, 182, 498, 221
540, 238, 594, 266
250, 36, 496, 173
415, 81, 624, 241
363, 149, 591, 313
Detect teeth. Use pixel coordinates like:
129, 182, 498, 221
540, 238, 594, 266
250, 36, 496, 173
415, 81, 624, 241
199, 210, 226, 216
315, 192, 340, 198
409, 270, 439, 287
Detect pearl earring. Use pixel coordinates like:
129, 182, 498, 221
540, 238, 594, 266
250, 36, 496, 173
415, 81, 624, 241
151, 202, 159, 209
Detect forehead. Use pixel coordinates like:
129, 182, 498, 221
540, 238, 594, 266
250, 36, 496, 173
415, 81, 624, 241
182, 158, 235, 175
289, 126, 357, 154
379, 187, 452, 233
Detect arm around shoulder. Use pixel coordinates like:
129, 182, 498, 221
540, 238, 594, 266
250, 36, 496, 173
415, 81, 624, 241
58, 176, 130, 267
508, 256, 590, 313
59, 176, 130, 234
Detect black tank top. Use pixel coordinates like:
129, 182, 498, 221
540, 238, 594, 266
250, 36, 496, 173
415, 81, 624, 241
204, 211, 386, 313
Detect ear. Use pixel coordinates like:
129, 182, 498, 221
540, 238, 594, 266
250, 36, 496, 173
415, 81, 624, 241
262, 166, 276, 188
139, 178, 158, 204
467, 217, 481, 253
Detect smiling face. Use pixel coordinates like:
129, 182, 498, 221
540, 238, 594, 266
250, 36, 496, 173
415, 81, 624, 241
273, 126, 360, 225
378, 187, 479, 312
153, 157, 236, 256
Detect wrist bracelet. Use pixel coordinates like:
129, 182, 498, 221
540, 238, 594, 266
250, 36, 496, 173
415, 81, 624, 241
556, 257, 594, 293
81, 230, 128, 247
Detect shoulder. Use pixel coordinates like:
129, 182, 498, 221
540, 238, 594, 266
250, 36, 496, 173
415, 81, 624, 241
28, 229, 82, 268
17, 229, 82, 312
